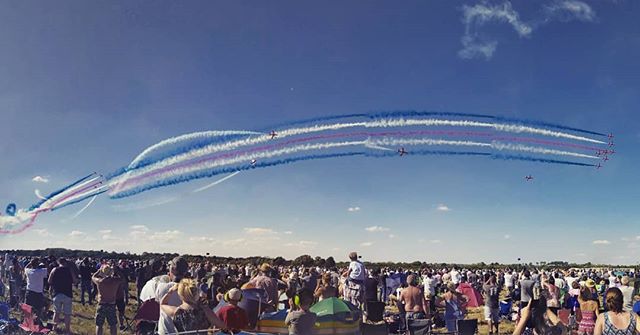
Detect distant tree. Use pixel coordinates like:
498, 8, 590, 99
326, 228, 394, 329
273, 256, 286, 266
314, 256, 326, 267
294, 254, 314, 267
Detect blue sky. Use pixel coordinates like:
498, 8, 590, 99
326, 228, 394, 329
1, 0, 639, 264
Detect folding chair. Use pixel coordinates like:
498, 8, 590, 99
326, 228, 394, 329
134, 299, 160, 335
19, 303, 50, 334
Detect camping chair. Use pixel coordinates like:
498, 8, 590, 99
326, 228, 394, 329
133, 299, 160, 335
499, 300, 512, 320
406, 317, 431, 335
365, 301, 385, 323
455, 319, 477, 335
19, 303, 50, 334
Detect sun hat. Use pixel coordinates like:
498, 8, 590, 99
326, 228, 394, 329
259, 263, 272, 273
227, 288, 242, 301
585, 279, 596, 288
348, 252, 358, 259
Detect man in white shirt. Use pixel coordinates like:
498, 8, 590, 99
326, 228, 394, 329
154, 256, 189, 335
450, 268, 461, 286
504, 271, 514, 293
25, 258, 48, 318
345, 252, 366, 309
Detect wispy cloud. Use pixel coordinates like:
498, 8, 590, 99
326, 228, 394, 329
347, 206, 361, 212
360, 241, 374, 247
389, 234, 396, 239
436, 204, 451, 212
244, 227, 277, 235
365, 226, 390, 232
592, 240, 611, 245
98, 229, 112, 234
430, 239, 442, 244
33, 229, 52, 237
69, 230, 86, 237
459, 1, 596, 60
32, 176, 49, 183
285, 240, 318, 248
283, 231, 293, 235
149, 230, 183, 242
130, 225, 149, 231
504, 234, 511, 239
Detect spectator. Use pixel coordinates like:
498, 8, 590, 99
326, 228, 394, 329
93, 265, 121, 335
154, 256, 190, 335
80, 258, 95, 305
285, 288, 317, 335
594, 287, 640, 335
216, 288, 249, 332
344, 252, 366, 309
619, 276, 634, 312
160, 278, 226, 332
513, 297, 566, 335
248, 263, 278, 310
398, 274, 429, 320
48, 258, 76, 335
436, 283, 468, 333
314, 272, 338, 301
24, 258, 47, 319
482, 274, 500, 335
578, 287, 599, 335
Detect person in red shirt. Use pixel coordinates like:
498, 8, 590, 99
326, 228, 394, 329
216, 288, 249, 332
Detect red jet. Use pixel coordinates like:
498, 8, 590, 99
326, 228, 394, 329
525, 175, 533, 181
250, 159, 257, 167
596, 163, 602, 169
603, 156, 609, 162
398, 147, 408, 156
269, 131, 277, 139
608, 133, 614, 139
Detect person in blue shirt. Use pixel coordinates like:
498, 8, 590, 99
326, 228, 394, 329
633, 295, 640, 314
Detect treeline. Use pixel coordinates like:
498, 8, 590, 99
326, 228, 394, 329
1, 249, 634, 269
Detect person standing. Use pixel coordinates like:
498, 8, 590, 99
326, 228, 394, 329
344, 252, 366, 309
80, 258, 94, 305
48, 258, 76, 335
93, 265, 121, 335
24, 258, 47, 319
482, 274, 500, 335
619, 276, 634, 312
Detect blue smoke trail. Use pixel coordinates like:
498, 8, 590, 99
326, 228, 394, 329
51, 189, 108, 211
129, 133, 255, 170
28, 172, 97, 211
110, 150, 494, 199
492, 154, 597, 167
495, 116, 606, 137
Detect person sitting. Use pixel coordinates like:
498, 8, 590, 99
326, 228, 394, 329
286, 288, 317, 335
215, 288, 249, 333
160, 278, 226, 332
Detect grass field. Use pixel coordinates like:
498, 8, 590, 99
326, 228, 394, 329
7, 283, 517, 335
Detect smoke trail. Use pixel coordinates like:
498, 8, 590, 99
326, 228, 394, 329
495, 116, 606, 137
128, 130, 260, 169
112, 150, 497, 199
371, 138, 492, 148
28, 172, 97, 211
34, 189, 47, 200
493, 154, 597, 167
493, 137, 603, 152
192, 171, 241, 193
68, 195, 97, 220
52, 189, 108, 211
492, 142, 599, 159
113, 117, 604, 183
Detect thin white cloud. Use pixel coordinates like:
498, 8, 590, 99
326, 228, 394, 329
284, 240, 318, 248
32, 176, 49, 183
283, 231, 293, 235
130, 225, 149, 231
190, 236, 216, 243
33, 229, 52, 237
459, 1, 596, 60
360, 242, 374, 247
99, 229, 112, 234
347, 206, 361, 212
149, 230, 183, 242
389, 234, 396, 239
592, 240, 611, 245
430, 239, 442, 244
243, 227, 277, 235
365, 226, 390, 232
504, 234, 511, 239
436, 204, 451, 212
69, 230, 86, 237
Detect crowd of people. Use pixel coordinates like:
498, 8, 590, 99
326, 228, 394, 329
2, 251, 640, 335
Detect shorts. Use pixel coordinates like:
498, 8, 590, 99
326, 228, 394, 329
53, 294, 72, 315
96, 304, 118, 327
25, 290, 45, 310
484, 306, 499, 323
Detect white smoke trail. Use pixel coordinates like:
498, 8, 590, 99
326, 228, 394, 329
116, 118, 603, 186
371, 138, 492, 148
34, 189, 47, 200
50, 185, 109, 210
192, 171, 241, 193
492, 142, 600, 159
110, 140, 366, 195
68, 195, 97, 220
111, 196, 179, 212
128, 130, 261, 169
